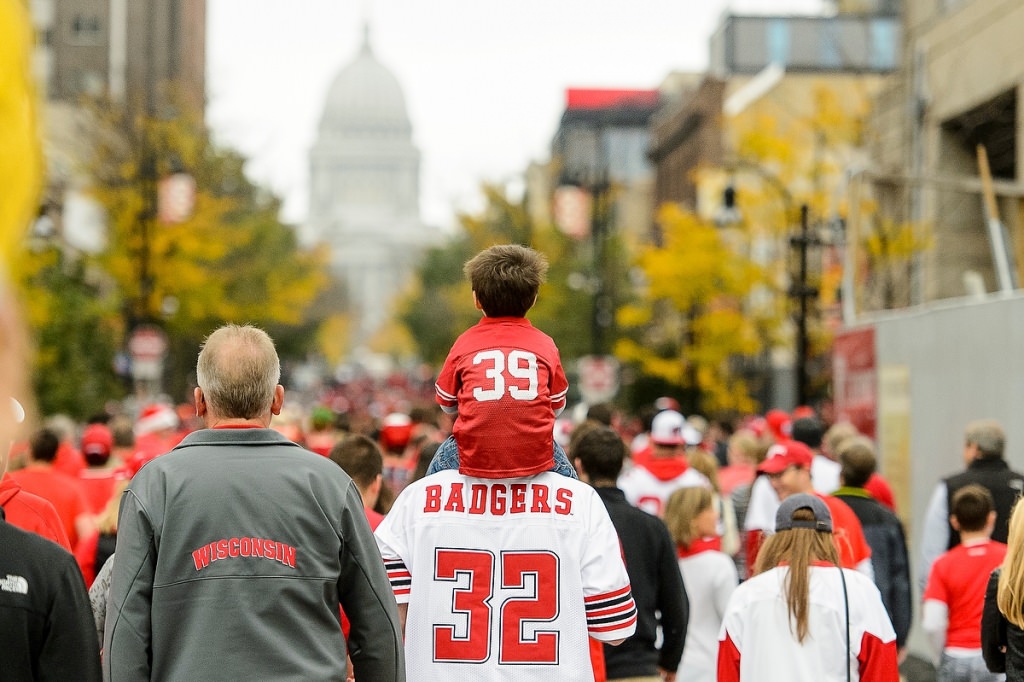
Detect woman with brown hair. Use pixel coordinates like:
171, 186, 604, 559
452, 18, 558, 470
664, 486, 737, 682
717, 493, 898, 681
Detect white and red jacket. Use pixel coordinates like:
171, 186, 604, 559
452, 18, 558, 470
617, 452, 709, 517
717, 563, 898, 681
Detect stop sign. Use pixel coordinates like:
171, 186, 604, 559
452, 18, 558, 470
128, 326, 168, 361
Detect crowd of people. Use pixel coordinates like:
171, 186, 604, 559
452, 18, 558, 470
3, 246, 1024, 682
1, 23, 1022, 674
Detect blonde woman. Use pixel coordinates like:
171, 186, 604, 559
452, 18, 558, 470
687, 448, 740, 557
717, 494, 898, 681
664, 486, 737, 682
982, 499, 1024, 679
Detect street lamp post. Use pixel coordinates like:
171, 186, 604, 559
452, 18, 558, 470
788, 204, 822, 408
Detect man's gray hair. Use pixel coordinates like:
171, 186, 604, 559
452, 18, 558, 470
965, 419, 1005, 459
196, 324, 280, 419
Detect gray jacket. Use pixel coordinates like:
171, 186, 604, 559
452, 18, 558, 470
103, 428, 404, 681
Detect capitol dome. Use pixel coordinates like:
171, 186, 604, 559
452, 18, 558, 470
319, 29, 410, 134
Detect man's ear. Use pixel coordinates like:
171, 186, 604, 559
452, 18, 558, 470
271, 385, 285, 416
194, 387, 206, 417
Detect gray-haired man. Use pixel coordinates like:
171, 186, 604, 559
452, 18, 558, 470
105, 324, 404, 681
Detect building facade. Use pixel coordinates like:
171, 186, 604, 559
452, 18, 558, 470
304, 31, 437, 349
867, 0, 1024, 307
33, 0, 205, 111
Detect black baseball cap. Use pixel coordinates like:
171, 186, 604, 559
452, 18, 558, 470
775, 493, 833, 533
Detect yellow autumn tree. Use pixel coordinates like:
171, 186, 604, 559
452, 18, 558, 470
625, 81, 878, 412
616, 204, 765, 414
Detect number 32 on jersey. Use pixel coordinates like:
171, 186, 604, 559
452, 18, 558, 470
472, 350, 540, 403
433, 548, 560, 664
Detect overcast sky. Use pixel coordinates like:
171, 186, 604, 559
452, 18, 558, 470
206, 0, 826, 231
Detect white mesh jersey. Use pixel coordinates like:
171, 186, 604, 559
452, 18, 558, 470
617, 465, 710, 517
375, 470, 637, 681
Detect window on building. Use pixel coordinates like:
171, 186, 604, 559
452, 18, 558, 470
70, 14, 103, 44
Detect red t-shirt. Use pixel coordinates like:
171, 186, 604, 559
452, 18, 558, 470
820, 493, 873, 570
435, 317, 568, 478
924, 539, 1007, 649
78, 468, 118, 515
0, 474, 72, 550
8, 465, 90, 547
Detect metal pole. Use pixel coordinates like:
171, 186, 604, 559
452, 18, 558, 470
796, 204, 810, 407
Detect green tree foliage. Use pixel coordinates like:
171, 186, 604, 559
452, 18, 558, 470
17, 244, 125, 418
400, 184, 599, 368
17, 97, 330, 409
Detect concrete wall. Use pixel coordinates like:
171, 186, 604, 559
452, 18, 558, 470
858, 291, 1024, 660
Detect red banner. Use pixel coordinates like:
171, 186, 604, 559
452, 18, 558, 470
832, 326, 876, 440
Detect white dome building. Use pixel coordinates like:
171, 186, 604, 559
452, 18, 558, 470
305, 28, 437, 348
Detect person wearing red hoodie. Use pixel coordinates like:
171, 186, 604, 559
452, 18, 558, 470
617, 409, 710, 517
9, 427, 90, 547
0, 469, 71, 550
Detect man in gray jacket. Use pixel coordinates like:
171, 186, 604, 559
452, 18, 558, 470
104, 324, 404, 681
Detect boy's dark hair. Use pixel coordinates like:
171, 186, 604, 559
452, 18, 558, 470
329, 434, 383, 490
586, 402, 615, 427
464, 244, 548, 318
791, 417, 825, 449
29, 428, 60, 463
573, 426, 627, 482
951, 483, 995, 533
837, 436, 877, 489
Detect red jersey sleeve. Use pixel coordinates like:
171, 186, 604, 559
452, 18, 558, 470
717, 631, 742, 682
549, 355, 569, 415
435, 351, 459, 412
857, 630, 900, 680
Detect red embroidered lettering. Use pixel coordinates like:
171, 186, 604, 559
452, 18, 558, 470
444, 483, 466, 512
530, 484, 552, 513
469, 484, 488, 514
283, 544, 297, 568
510, 484, 527, 514
555, 488, 573, 515
192, 546, 210, 570
491, 484, 507, 515
424, 484, 443, 512
189, 538, 297, 572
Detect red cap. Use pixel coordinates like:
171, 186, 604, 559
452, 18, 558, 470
380, 413, 413, 451
792, 405, 816, 420
81, 424, 113, 458
757, 440, 813, 474
765, 409, 792, 442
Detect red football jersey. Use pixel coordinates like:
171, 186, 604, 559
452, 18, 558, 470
435, 317, 568, 478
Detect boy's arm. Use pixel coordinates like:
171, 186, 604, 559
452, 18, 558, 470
921, 599, 948, 665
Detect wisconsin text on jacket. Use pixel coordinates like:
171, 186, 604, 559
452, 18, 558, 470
191, 537, 298, 571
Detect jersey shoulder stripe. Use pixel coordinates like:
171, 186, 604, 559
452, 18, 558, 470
385, 558, 411, 596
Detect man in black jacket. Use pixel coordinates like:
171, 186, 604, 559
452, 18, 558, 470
573, 425, 688, 681
832, 436, 912, 654
0, 507, 101, 681
919, 419, 1024, 588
